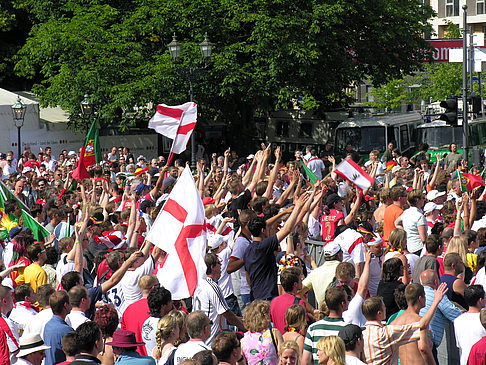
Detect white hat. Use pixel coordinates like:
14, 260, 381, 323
424, 202, 443, 215
67, 150, 76, 157
137, 155, 145, 161
17, 333, 50, 358
22, 167, 33, 174
391, 165, 401, 174
246, 154, 255, 160
324, 241, 341, 256
208, 233, 225, 250
368, 236, 383, 246
426, 190, 446, 201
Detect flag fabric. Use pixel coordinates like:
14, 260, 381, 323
21, 209, 50, 241
145, 166, 206, 299
386, 160, 397, 171
335, 158, 374, 191
148, 102, 197, 154
300, 160, 319, 185
71, 145, 90, 181
83, 120, 101, 167
457, 171, 485, 192
95, 230, 127, 251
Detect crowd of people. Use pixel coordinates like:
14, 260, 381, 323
0, 140, 486, 365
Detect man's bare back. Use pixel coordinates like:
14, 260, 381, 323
391, 311, 435, 365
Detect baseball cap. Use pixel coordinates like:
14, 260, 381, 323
6, 156, 12, 161
135, 184, 149, 195
325, 193, 343, 207
87, 212, 104, 227
391, 165, 401, 174
424, 202, 443, 215
163, 176, 177, 188
247, 154, 255, 160
324, 241, 341, 256
208, 234, 225, 250
338, 324, 364, 345
427, 190, 446, 201
68, 151, 76, 157
202, 197, 215, 206
357, 222, 376, 237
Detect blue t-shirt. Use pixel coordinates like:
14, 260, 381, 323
244, 235, 279, 301
43, 315, 74, 365
86, 285, 103, 320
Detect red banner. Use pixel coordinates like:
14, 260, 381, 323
427, 39, 486, 62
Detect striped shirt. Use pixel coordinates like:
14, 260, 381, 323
363, 321, 421, 365
193, 277, 230, 345
303, 317, 346, 365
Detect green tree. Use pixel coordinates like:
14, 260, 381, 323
13, 0, 435, 144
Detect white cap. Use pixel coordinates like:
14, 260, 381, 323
247, 154, 255, 160
208, 234, 225, 250
368, 236, 383, 246
137, 155, 145, 161
22, 167, 33, 173
391, 165, 401, 174
67, 150, 76, 157
324, 241, 341, 256
426, 190, 446, 201
424, 202, 443, 214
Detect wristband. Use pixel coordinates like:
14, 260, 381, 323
75, 241, 81, 245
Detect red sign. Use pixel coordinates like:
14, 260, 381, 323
427, 39, 486, 62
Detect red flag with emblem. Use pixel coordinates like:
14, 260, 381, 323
82, 120, 101, 167
145, 166, 206, 299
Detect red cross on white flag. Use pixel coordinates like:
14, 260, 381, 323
148, 102, 197, 155
145, 166, 207, 299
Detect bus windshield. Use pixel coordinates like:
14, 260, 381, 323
335, 126, 386, 153
416, 126, 463, 149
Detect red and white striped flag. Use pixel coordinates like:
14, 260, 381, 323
148, 102, 197, 154
334, 158, 374, 191
145, 166, 207, 299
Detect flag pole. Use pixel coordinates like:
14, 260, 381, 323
166, 111, 185, 167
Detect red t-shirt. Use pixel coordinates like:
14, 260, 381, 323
270, 293, 306, 334
0, 330, 8, 365
321, 209, 344, 242
121, 298, 150, 356
467, 336, 486, 365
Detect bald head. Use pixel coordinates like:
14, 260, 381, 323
420, 269, 439, 289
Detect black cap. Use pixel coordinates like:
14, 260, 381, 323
338, 324, 364, 345
325, 193, 342, 206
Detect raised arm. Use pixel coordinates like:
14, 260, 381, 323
276, 193, 309, 242
150, 166, 168, 200
263, 146, 281, 199
418, 283, 448, 330
344, 190, 362, 226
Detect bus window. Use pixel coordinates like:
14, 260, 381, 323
360, 127, 385, 152
400, 125, 409, 151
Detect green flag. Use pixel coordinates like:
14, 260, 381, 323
83, 119, 102, 166
300, 159, 320, 185
21, 209, 50, 241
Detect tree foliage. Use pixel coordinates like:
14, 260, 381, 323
9, 0, 435, 140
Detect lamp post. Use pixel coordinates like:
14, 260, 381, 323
11, 96, 26, 160
168, 33, 213, 170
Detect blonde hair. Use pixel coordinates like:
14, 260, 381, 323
284, 305, 307, 332
243, 300, 271, 332
153, 316, 178, 360
385, 228, 407, 255
278, 341, 301, 365
447, 236, 468, 268
169, 310, 187, 346
316, 336, 345, 365
204, 204, 217, 219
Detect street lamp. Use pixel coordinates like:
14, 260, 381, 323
80, 94, 94, 118
168, 33, 213, 169
11, 96, 26, 160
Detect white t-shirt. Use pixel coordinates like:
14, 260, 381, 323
192, 277, 229, 345
217, 247, 233, 298
56, 253, 75, 285
454, 312, 486, 365
119, 256, 155, 310
343, 293, 366, 327
345, 354, 367, 365
66, 310, 90, 330
307, 158, 325, 180
400, 207, 427, 253
104, 282, 125, 318
1, 314, 19, 355
333, 229, 365, 265
231, 236, 251, 295
8, 302, 37, 330
23, 308, 52, 340
142, 316, 160, 357
307, 215, 321, 240
364, 160, 386, 185
174, 340, 210, 365
368, 256, 382, 297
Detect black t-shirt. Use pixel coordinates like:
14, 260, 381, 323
86, 285, 103, 320
244, 235, 279, 301
227, 189, 252, 231
377, 280, 402, 321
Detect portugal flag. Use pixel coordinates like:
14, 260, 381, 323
83, 120, 101, 167
457, 170, 485, 192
